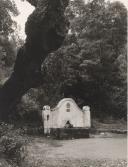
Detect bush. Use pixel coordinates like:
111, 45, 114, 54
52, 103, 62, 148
0, 122, 28, 164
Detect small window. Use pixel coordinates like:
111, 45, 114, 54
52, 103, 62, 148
67, 103, 70, 108
67, 108, 70, 112
66, 103, 70, 112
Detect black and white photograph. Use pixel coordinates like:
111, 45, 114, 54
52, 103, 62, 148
0, 0, 127, 166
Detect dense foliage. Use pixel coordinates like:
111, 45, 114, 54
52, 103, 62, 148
37, 0, 127, 119
0, 0, 19, 81
0, 0, 18, 35
0, 0, 127, 120
0, 0, 69, 120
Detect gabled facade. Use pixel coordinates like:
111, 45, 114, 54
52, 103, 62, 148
42, 98, 91, 135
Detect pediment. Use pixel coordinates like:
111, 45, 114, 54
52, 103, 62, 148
53, 98, 82, 112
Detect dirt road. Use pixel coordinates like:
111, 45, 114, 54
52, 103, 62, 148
22, 135, 127, 167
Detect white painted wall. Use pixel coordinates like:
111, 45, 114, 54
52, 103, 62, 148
55, 99, 84, 128
42, 98, 91, 133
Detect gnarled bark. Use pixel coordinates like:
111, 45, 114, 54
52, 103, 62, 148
0, 0, 69, 120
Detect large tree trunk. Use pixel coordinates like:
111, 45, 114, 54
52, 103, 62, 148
0, 0, 69, 120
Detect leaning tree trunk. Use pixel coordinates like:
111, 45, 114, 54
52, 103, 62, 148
0, 0, 69, 120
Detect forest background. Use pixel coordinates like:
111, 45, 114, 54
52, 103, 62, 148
0, 0, 127, 122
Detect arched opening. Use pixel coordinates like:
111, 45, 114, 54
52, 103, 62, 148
64, 120, 73, 128
66, 103, 70, 112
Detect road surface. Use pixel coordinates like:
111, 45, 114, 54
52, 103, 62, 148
22, 134, 127, 167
